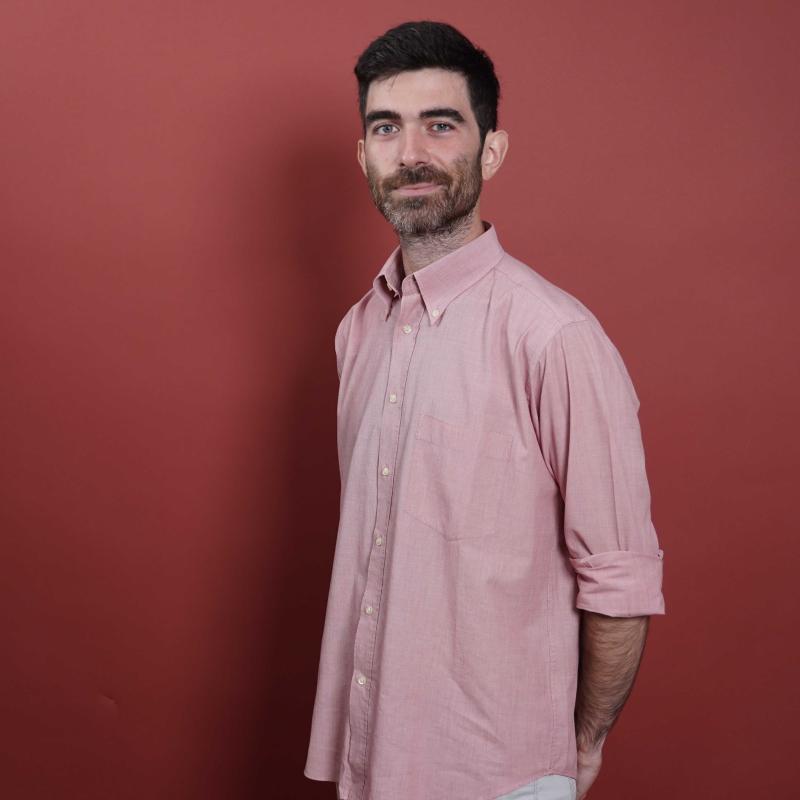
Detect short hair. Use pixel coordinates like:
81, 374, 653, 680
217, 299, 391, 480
354, 20, 501, 148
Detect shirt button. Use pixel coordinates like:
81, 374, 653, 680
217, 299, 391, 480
365, 605, 374, 615
402, 324, 412, 334
388, 393, 397, 403
356, 674, 367, 686
381, 466, 390, 476
432, 308, 440, 317
375, 535, 383, 546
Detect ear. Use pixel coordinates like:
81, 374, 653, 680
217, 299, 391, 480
356, 139, 367, 178
480, 130, 509, 180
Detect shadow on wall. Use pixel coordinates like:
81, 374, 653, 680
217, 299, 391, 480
183, 114, 374, 797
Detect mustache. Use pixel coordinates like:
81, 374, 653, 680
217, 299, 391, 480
386, 170, 450, 190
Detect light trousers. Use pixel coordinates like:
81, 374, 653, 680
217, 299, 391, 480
337, 774, 577, 800
493, 773, 577, 800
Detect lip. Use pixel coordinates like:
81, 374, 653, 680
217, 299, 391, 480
394, 182, 442, 195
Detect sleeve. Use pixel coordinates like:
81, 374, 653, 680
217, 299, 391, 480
530, 318, 665, 617
334, 306, 354, 381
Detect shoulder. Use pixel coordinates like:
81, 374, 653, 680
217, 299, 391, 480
335, 285, 377, 340
494, 252, 599, 331
494, 253, 636, 395
493, 252, 613, 356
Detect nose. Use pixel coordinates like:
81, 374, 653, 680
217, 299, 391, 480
398, 127, 430, 168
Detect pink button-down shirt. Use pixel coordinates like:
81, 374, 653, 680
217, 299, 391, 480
304, 221, 665, 800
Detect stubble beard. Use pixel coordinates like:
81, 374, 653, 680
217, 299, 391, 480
366, 150, 483, 238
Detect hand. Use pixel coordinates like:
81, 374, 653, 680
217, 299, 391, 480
575, 744, 603, 799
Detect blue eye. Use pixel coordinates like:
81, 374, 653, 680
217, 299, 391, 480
371, 122, 455, 135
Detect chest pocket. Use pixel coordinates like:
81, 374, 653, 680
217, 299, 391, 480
405, 413, 513, 541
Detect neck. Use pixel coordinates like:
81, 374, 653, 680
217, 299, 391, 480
398, 207, 486, 275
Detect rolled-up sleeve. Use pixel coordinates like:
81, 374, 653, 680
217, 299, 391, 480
530, 318, 665, 617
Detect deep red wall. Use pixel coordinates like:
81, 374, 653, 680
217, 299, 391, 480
1, 2, 797, 798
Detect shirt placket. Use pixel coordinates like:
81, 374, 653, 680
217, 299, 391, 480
346, 279, 425, 800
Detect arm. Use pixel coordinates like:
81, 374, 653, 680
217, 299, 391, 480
525, 320, 665, 796
574, 611, 650, 796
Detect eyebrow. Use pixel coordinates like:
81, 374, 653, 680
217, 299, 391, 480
364, 107, 467, 126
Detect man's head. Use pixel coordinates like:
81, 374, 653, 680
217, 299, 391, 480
354, 21, 508, 237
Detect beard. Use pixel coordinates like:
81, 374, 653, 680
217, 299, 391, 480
365, 148, 483, 237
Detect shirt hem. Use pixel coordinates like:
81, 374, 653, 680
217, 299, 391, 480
303, 765, 338, 782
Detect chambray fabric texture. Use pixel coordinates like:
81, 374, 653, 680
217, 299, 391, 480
304, 221, 665, 800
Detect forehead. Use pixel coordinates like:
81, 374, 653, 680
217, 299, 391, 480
365, 68, 472, 118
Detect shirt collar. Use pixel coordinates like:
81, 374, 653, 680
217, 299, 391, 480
372, 220, 505, 325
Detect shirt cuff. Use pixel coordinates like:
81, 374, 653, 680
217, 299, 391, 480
568, 548, 665, 617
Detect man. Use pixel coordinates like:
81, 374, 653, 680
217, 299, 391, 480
304, 20, 665, 800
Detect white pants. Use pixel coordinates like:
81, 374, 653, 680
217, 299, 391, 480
493, 773, 577, 800
337, 774, 577, 800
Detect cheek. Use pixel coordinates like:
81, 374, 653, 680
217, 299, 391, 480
439, 141, 477, 169
364, 147, 395, 177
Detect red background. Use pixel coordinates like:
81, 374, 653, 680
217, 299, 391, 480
1, 2, 798, 798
